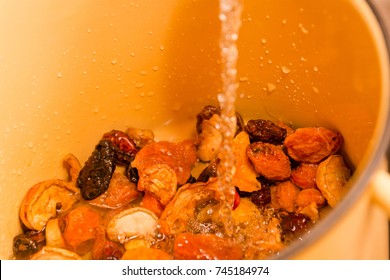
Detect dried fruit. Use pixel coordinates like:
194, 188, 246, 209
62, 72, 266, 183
245, 119, 287, 144
19, 179, 79, 231
247, 142, 291, 181
231, 131, 261, 193
102, 130, 138, 164
280, 213, 311, 244
13, 231, 46, 260
291, 163, 318, 189
173, 233, 243, 260
316, 154, 351, 207
284, 127, 343, 163
250, 186, 271, 207
77, 140, 116, 200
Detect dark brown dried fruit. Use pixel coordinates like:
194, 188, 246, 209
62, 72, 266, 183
250, 186, 271, 207
77, 140, 116, 200
102, 130, 138, 164
13, 230, 46, 260
245, 119, 287, 144
280, 213, 311, 244
197, 158, 220, 182
125, 165, 139, 185
247, 142, 291, 181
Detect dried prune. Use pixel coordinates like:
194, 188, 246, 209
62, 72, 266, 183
245, 119, 287, 144
13, 230, 46, 260
77, 140, 116, 200
102, 130, 138, 164
250, 186, 271, 207
280, 213, 311, 244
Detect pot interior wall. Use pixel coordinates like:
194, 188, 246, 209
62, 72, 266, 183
0, 0, 387, 258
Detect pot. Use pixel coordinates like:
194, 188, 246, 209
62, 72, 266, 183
0, 0, 389, 259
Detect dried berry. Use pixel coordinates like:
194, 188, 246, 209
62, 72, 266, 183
250, 186, 271, 207
13, 230, 45, 259
77, 140, 116, 200
102, 130, 138, 164
245, 119, 287, 144
280, 213, 311, 244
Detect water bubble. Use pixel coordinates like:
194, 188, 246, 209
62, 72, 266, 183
111, 59, 117, 65
298, 23, 308, 34
57, 72, 62, 78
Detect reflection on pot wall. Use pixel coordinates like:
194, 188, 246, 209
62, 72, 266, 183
0, 0, 388, 259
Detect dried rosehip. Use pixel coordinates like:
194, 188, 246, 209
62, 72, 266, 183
77, 140, 116, 200
245, 119, 287, 144
250, 186, 271, 207
102, 130, 138, 164
280, 213, 311, 244
13, 230, 45, 260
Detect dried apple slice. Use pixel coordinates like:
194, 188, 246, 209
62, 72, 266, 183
106, 207, 158, 244
20, 179, 79, 231
45, 218, 66, 249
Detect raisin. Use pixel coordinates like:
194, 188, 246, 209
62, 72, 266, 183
126, 165, 139, 185
13, 230, 45, 259
197, 158, 220, 182
77, 140, 116, 200
280, 213, 311, 244
250, 186, 271, 207
245, 119, 287, 144
102, 130, 138, 164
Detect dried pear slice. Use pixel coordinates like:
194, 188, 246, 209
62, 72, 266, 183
20, 179, 79, 231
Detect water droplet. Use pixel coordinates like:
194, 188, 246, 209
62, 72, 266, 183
281, 66, 290, 74
135, 82, 144, 89
111, 59, 117, 65
239, 76, 248, 82
160, 45, 165, 51
57, 72, 62, 78
312, 86, 319, 93
133, 104, 142, 111
313, 66, 319, 72
261, 38, 267, 44
152, 66, 159, 71
139, 70, 148, 76
267, 83, 276, 93
298, 23, 308, 34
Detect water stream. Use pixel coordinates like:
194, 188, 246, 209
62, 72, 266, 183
217, 0, 242, 236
